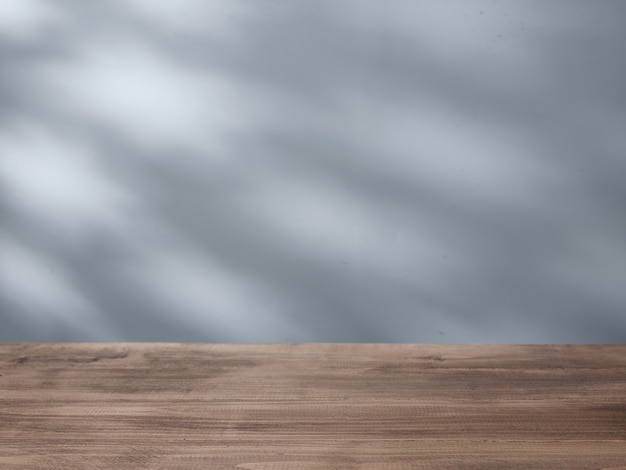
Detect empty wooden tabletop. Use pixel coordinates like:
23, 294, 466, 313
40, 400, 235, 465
1, 343, 625, 469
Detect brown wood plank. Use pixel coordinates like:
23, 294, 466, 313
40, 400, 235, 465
1, 343, 625, 469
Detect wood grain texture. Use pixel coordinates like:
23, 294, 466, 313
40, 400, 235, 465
0, 343, 625, 469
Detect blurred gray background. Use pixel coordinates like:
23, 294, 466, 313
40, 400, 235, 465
1, 0, 625, 343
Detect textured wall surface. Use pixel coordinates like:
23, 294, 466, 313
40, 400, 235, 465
1, 1, 625, 342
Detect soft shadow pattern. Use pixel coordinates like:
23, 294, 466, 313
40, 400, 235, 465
1, 1, 626, 342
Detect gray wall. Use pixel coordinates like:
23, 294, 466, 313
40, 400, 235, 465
1, 1, 625, 342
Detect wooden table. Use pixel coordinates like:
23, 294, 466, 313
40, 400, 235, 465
1, 344, 625, 469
